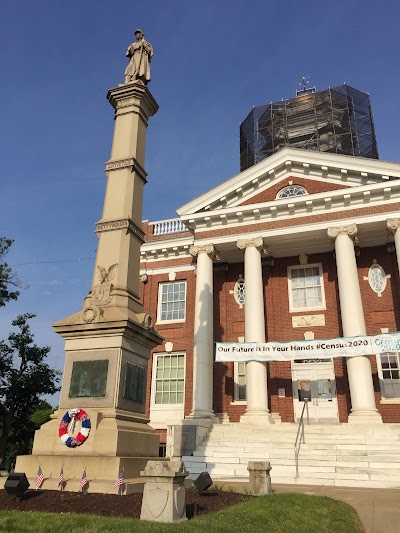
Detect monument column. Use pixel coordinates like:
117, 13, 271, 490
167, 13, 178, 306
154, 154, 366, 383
188, 244, 216, 419
15, 29, 166, 493
387, 218, 400, 277
328, 224, 381, 423
237, 237, 273, 425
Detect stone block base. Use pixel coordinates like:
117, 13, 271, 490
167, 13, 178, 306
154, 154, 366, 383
348, 410, 383, 424
13, 455, 159, 494
240, 413, 275, 426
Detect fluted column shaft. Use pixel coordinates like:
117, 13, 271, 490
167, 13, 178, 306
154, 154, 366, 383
328, 225, 379, 420
188, 244, 215, 419
237, 237, 270, 419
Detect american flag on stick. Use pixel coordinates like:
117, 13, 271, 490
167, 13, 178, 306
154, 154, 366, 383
35, 466, 44, 489
58, 467, 64, 490
113, 469, 124, 489
80, 469, 88, 492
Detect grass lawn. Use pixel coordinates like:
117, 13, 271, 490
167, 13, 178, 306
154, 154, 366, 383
0, 493, 364, 533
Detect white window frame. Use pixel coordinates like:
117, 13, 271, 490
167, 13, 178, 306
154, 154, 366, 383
151, 352, 186, 408
377, 352, 400, 401
157, 281, 187, 324
287, 263, 326, 313
276, 185, 308, 199
232, 361, 247, 403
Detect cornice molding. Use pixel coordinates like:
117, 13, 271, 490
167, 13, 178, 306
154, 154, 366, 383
177, 147, 400, 217
96, 217, 145, 242
179, 180, 400, 235
105, 156, 147, 182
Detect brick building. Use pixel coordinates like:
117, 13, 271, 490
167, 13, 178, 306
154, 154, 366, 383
140, 144, 400, 448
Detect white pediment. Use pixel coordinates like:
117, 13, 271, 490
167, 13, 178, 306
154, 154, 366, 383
176, 147, 400, 216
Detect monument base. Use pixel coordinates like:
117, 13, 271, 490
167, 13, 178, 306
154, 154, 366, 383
11, 456, 159, 494
12, 406, 161, 494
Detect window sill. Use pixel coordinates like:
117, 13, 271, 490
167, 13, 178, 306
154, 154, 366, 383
230, 400, 247, 405
156, 319, 186, 325
289, 306, 327, 314
380, 398, 400, 404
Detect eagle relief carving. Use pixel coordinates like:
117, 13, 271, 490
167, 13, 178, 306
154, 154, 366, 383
91, 263, 118, 306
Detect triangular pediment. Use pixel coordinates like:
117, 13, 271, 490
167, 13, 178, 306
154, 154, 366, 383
177, 147, 400, 216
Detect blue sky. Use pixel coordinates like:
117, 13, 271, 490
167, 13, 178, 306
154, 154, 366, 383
1, 0, 400, 404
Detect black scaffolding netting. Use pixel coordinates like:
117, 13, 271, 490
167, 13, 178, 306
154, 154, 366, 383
240, 84, 379, 171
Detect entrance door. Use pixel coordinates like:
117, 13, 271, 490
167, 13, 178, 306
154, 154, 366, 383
292, 360, 339, 423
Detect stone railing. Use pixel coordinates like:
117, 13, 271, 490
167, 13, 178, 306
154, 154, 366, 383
151, 218, 188, 236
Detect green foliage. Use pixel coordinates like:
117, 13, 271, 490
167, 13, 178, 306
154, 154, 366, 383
0, 494, 365, 532
0, 314, 60, 469
0, 238, 20, 307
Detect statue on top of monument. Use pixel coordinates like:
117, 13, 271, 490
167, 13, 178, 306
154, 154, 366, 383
124, 29, 153, 85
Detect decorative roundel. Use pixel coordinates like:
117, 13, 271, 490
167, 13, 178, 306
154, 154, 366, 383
58, 408, 91, 448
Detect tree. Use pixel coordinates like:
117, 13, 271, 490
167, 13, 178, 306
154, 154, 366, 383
0, 237, 20, 306
0, 314, 61, 469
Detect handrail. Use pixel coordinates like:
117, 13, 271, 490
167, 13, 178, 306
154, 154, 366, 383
294, 398, 309, 478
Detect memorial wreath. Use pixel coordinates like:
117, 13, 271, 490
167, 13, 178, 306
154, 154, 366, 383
59, 408, 91, 447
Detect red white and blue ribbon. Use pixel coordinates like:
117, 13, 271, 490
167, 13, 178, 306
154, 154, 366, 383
58, 408, 91, 447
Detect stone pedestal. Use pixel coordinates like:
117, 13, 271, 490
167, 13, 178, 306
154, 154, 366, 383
140, 460, 188, 523
247, 460, 272, 495
15, 80, 164, 492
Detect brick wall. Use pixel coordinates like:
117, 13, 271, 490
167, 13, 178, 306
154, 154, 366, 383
140, 245, 400, 425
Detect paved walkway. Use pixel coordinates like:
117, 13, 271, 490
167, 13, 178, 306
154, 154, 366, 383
217, 482, 400, 533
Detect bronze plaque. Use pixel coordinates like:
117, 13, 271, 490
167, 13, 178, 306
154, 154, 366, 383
69, 360, 109, 398
123, 361, 146, 403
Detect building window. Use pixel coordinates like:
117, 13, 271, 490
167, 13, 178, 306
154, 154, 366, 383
378, 353, 400, 398
153, 353, 185, 405
157, 281, 186, 322
234, 362, 247, 401
368, 263, 387, 296
233, 276, 245, 306
276, 185, 308, 199
288, 264, 325, 312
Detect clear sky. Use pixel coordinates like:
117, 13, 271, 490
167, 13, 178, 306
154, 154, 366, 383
1, 0, 400, 405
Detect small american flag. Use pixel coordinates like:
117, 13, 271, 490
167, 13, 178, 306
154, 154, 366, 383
113, 470, 124, 488
80, 469, 88, 492
35, 466, 44, 489
58, 467, 64, 489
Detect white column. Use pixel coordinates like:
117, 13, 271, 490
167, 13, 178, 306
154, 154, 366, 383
328, 224, 381, 423
188, 244, 215, 419
237, 237, 273, 425
387, 218, 400, 277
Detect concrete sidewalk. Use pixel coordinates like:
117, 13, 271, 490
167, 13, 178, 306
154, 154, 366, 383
217, 482, 400, 533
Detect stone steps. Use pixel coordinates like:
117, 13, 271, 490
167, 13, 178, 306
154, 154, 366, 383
182, 422, 400, 489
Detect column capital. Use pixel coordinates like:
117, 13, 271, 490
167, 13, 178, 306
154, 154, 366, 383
189, 244, 215, 257
237, 236, 269, 255
387, 218, 400, 235
328, 223, 358, 243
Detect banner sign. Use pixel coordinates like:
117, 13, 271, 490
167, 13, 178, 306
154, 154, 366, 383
215, 333, 400, 362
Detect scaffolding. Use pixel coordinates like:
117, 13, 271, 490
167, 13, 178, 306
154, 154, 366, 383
240, 84, 379, 171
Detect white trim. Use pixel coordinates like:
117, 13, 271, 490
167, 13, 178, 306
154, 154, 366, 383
140, 265, 195, 275
287, 263, 326, 313
180, 180, 400, 232
376, 352, 400, 400
150, 351, 186, 407
177, 147, 400, 216
156, 281, 187, 324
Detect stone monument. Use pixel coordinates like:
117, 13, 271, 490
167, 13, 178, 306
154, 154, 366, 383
13, 29, 163, 493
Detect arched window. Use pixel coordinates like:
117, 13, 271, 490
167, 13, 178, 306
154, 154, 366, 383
276, 185, 308, 199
